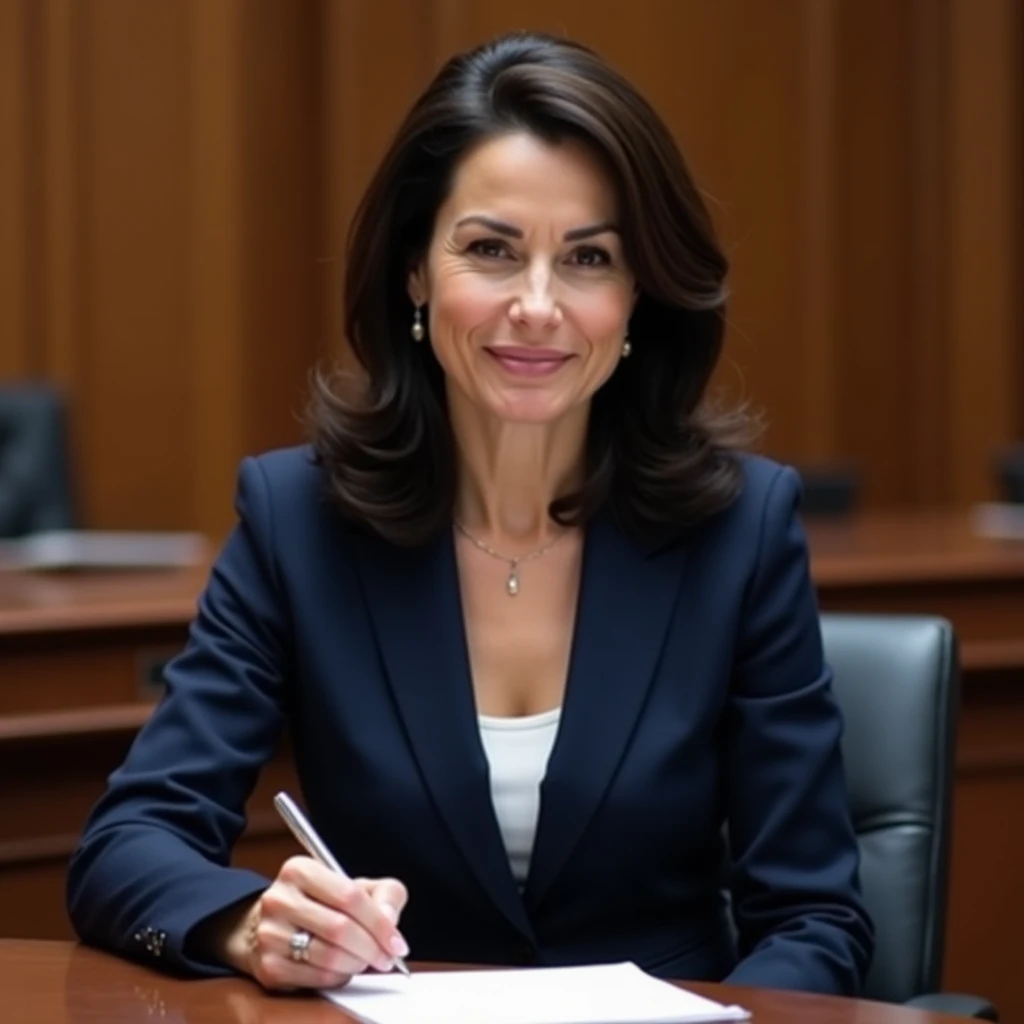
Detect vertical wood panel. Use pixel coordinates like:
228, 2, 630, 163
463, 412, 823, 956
428, 0, 467, 67
321, 0, 357, 367
190, 0, 244, 539
22, 0, 44, 379
835, 0, 920, 506
241, 2, 321, 462
37, 0, 80, 395
320, 0, 432, 367
0, 0, 30, 376
947, 0, 1022, 505
77, 0, 192, 529
906, 0, 950, 505
800, 0, 840, 461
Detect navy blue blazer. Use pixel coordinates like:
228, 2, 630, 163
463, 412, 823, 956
68, 446, 873, 993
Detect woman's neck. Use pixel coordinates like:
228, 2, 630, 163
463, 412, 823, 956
449, 399, 587, 547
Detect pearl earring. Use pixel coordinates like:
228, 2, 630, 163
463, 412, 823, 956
622, 336, 632, 359
411, 306, 425, 342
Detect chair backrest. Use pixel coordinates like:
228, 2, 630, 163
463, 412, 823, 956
793, 464, 860, 517
0, 384, 77, 538
822, 614, 958, 1003
996, 444, 1024, 503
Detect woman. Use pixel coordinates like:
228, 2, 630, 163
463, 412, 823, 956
68, 32, 873, 995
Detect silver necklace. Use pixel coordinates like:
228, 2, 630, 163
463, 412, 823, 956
453, 520, 565, 596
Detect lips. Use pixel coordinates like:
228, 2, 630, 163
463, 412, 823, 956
485, 346, 573, 379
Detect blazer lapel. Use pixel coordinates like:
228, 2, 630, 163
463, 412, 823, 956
350, 527, 534, 941
526, 513, 688, 908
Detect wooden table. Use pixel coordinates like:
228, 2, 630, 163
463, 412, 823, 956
1, 511, 1023, 1015
0, 939, 977, 1023
810, 511, 1024, 671
0, 563, 300, 944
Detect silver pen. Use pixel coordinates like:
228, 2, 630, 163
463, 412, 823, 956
273, 790, 411, 976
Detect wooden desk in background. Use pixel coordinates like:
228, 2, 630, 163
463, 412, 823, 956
0, 564, 302, 945
1, 511, 1022, 1016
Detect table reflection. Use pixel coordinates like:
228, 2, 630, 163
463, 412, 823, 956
63, 944, 348, 1024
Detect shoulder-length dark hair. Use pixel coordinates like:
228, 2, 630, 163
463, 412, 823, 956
309, 31, 752, 547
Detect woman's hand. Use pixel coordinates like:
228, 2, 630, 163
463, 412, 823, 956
227, 857, 410, 991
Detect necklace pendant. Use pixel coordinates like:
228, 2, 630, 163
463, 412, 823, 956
506, 569, 520, 596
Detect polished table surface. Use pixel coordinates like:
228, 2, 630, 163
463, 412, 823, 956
0, 561, 208, 633
0, 939, 975, 1024
807, 508, 1024, 584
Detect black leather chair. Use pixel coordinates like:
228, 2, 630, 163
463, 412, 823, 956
794, 463, 860, 517
0, 384, 77, 538
822, 614, 997, 1019
996, 444, 1024, 503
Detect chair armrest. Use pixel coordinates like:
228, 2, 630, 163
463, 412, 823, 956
904, 992, 998, 1020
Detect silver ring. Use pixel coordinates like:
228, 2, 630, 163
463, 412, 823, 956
288, 928, 313, 963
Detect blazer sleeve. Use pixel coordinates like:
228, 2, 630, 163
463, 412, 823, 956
67, 457, 289, 977
721, 466, 875, 995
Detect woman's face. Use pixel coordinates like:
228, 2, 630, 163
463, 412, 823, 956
409, 132, 636, 427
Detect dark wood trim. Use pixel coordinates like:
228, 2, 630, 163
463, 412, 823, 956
959, 641, 1024, 673
0, 832, 77, 867
957, 747, 1024, 777
0, 811, 286, 868
0, 703, 153, 743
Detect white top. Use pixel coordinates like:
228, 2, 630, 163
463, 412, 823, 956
478, 707, 562, 885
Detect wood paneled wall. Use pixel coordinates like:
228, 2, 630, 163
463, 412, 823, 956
0, 0, 323, 539
0, 0, 1020, 537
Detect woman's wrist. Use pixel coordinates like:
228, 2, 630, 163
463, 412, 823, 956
190, 895, 261, 975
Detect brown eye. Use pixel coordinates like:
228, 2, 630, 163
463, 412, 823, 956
571, 246, 612, 267
467, 239, 512, 260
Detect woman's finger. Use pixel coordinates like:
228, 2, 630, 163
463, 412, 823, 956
253, 950, 349, 993
278, 860, 409, 965
259, 890, 393, 973
254, 917, 376, 978
364, 877, 410, 927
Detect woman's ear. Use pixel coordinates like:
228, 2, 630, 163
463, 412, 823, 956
407, 264, 427, 307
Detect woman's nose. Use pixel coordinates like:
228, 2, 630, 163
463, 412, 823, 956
509, 266, 562, 329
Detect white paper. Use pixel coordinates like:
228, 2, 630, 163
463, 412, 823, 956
322, 961, 750, 1024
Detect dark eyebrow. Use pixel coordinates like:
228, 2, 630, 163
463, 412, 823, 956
454, 216, 620, 243
563, 221, 620, 242
454, 216, 523, 238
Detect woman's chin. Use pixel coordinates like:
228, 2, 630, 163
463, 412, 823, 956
486, 395, 575, 426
